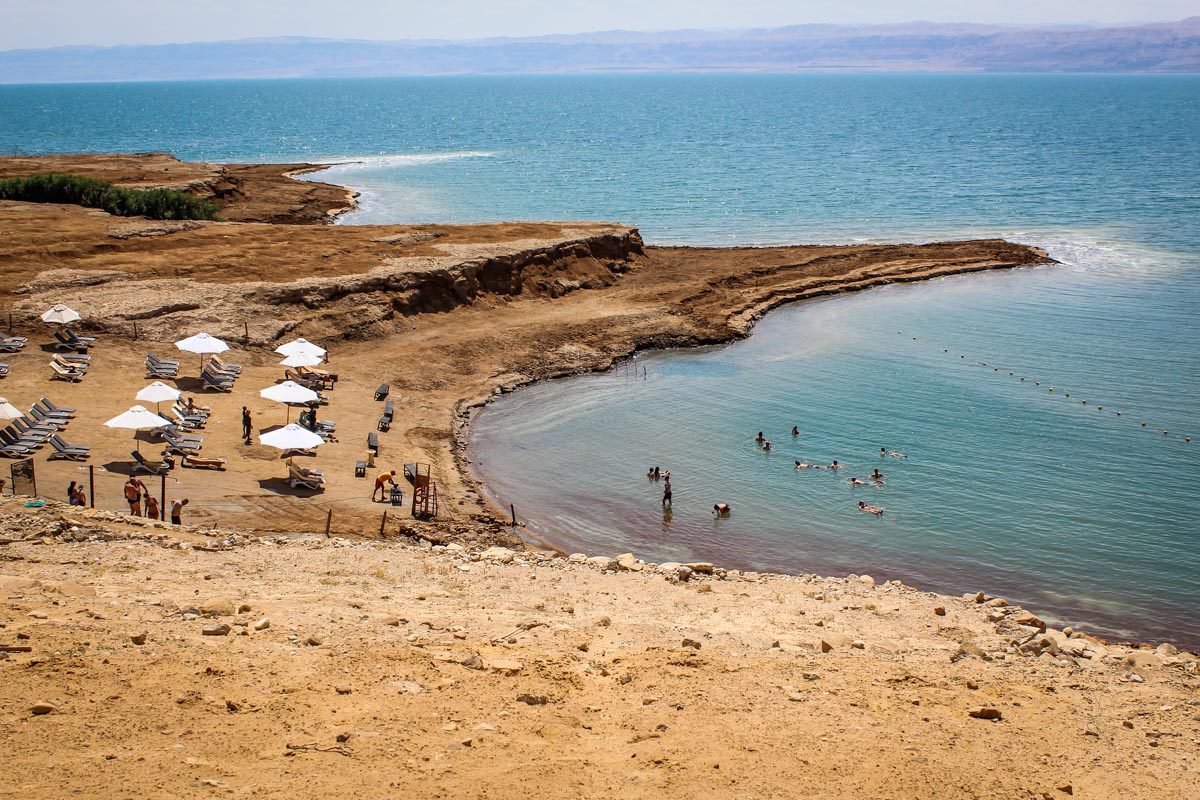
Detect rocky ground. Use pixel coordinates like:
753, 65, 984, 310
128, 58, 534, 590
1, 499, 1197, 799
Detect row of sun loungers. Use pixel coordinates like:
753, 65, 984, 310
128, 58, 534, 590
0, 398, 88, 459
202, 355, 243, 392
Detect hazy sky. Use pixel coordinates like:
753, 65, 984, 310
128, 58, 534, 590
3, 0, 1197, 50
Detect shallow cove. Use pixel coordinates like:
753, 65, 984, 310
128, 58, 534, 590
470, 244, 1200, 648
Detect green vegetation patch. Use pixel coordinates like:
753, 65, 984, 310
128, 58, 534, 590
0, 172, 219, 220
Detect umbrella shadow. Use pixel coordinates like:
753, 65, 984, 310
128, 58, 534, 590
257, 477, 323, 496
173, 377, 209, 393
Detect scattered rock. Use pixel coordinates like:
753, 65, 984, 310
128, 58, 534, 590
202, 624, 231, 636
335, 685, 352, 695
480, 547, 516, 564
516, 693, 548, 706
459, 653, 485, 670
585, 556, 612, 570
682, 638, 702, 650
615, 553, 642, 572
381, 616, 401, 626
336, 731, 351, 743
686, 562, 715, 575
696, 583, 713, 593
1056, 784, 1074, 795
595, 616, 611, 627
1125, 652, 1160, 670
487, 658, 524, 675
30, 701, 57, 715
253, 618, 270, 631
973, 592, 987, 603
1123, 720, 1135, 730
858, 575, 875, 588
968, 707, 1003, 721
130, 632, 147, 646
966, 680, 979, 690
304, 634, 323, 646
933, 606, 946, 616
851, 640, 866, 650
199, 598, 237, 617
1012, 611, 1046, 631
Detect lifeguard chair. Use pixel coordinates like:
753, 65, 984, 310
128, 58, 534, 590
404, 463, 438, 519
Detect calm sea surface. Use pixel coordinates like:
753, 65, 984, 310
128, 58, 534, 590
2, 74, 1197, 645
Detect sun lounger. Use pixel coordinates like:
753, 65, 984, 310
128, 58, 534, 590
0, 336, 25, 352
52, 329, 89, 352
37, 397, 76, 416
0, 440, 35, 458
1, 426, 43, 448
375, 383, 390, 401
0, 363, 8, 378
14, 417, 56, 439
146, 363, 178, 379
182, 454, 227, 470
208, 355, 242, 374
0, 429, 38, 455
147, 353, 180, 367
29, 407, 71, 428
131, 450, 171, 475
201, 371, 234, 392
367, 431, 379, 453
49, 435, 89, 461
171, 409, 206, 430
287, 458, 325, 490
50, 361, 85, 382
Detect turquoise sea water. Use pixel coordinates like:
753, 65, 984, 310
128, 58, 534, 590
1, 74, 1197, 645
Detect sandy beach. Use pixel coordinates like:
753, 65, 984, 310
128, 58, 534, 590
1, 153, 1196, 798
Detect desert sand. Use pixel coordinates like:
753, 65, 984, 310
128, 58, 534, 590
1, 153, 1194, 799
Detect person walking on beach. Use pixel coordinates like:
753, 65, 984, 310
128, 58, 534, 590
170, 498, 189, 525
373, 470, 398, 502
241, 407, 252, 444
662, 476, 673, 508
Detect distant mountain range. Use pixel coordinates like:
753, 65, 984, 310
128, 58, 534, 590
3, 18, 1199, 83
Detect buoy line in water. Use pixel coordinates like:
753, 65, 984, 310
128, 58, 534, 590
898, 331, 1194, 447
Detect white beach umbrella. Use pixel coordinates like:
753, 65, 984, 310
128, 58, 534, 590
135, 381, 182, 414
104, 404, 172, 453
175, 332, 230, 375
275, 337, 326, 359
40, 304, 81, 325
0, 396, 23, 422
260, 380, 319, 423
258, 423, 324, 453
279, 352, 324, 369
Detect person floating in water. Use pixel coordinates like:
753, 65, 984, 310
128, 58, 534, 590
662, 477, 673, 508
713, 503, 731, 516
882, 447, 907, 459
829, 460, 840, 470
762, 441, 772, 452
791, 426, 799, 436
795, 460, 811, 470
755, 431, 765, 445
870, 468, 884, 482
858, 500, 884, 515
890, 451, 908, 459
849, 476, 867, 486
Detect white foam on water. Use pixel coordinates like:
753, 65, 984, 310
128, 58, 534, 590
311, 150, 497, 172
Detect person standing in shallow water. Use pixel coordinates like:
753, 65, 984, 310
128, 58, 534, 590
662, 477, 673, 508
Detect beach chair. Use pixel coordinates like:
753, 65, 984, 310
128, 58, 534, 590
52, 329, 89, 352
37, 397, 76, 416
182, 454, 227, 470
50, 361, 85, 382
208, 355, 242, 374
367, 431, 379, 454
64, 328, 95, 346
29, 406, 71, 428
0, 334, 26, 352
52, 355, 87, 376
131, 450, 171, 475
147, 353, 180, 368
0, 363, 7, 378
145, 354, 179, 379
49, 435, 89, 461
287, 458, 325, 490
0, 428, 38, 455
14, 417, 56, 439
375, 383, 390, 401
200, 371, 234, 392
1, 425, 43, 448
171, 409, 206, 430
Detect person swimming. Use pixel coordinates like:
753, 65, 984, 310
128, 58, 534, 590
880, 447, 887, 457
858, 500, 884, 515
795, 460, 811, 470
713, 503, 731, 516
829, 460, 840, 470
763, 441, 772, 452
849, 476, 867, 486
791, 426, 799, 436
755, 431, 765, 444
890, 451, 908, 459
870, 468, 884, 483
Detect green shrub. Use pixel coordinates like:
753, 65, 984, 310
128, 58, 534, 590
0, 172, 219, 221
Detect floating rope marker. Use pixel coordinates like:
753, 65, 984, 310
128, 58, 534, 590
1116, 411, 1121, 416
1141, 422, 1146, 427
1163, 429, 1169, 435
1035, 381, 1040, 385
